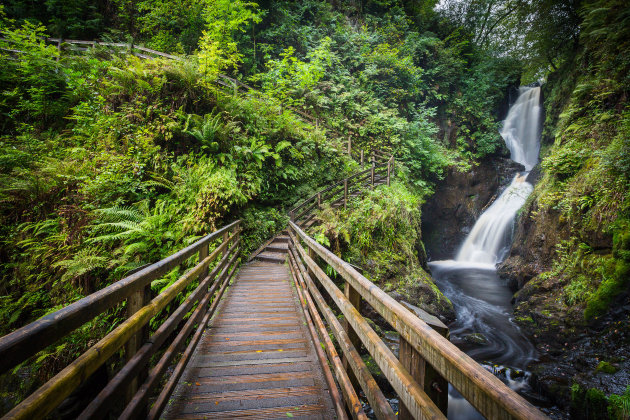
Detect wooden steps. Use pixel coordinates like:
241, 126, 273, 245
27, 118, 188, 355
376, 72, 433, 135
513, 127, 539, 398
164, 261, 336, 419
253, 235, 289, 264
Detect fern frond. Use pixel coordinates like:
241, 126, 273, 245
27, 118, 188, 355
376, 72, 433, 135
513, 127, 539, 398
53, 248, 108, 282
94, 206, 144, 223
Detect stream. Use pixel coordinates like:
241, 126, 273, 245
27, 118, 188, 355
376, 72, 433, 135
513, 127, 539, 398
429, 86, 545, 419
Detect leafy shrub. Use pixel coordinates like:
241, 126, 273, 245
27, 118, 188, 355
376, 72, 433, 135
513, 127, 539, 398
240, 207, 288, 255
608, 386, 630, 420
541, 140, 588, 180
0, 21, 69, 134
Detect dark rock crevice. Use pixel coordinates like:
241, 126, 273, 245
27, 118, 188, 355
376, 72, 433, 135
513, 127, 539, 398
421, 157, 525, 261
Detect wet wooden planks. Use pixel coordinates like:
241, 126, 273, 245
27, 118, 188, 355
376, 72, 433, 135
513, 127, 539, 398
164, 261, 336, 419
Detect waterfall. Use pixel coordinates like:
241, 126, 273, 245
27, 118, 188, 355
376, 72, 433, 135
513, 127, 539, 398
454, 86, 541, 266
500, 86, 542, 170
428, 86, 543, 418
455, 175, 533, 264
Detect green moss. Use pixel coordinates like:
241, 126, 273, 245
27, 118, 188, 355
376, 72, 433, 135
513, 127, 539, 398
565, 274, 593, 305
608, 386, 630, 420
585, 259, 630, 320
362, 354, 383, 378
515, 315, 534, 324
596, 361, 619, 374
613, 220, 630, 261
571, 384, 610, 420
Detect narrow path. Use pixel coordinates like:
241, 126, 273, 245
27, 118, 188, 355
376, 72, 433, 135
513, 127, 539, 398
164, 260, 336, 419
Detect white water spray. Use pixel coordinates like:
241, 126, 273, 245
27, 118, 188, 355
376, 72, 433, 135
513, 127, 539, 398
500, 86, 542, 170
455, 174, 533, 265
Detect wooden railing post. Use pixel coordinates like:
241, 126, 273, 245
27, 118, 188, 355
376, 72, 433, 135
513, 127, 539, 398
370, 159, 375, 189
124, 283, 151, 412
343, 282, 362, 390
222, 230, 230, 259
56, 38, 62, 62
317, 192, 322, 209
360, 150, 364, 169
343, 179, 348, 210
387, 159, 391, 186
398, 307, 449, 419
347, 135, 351, 155
233, 80, 238, 97
199, 240, 209, 280
233, 224, 241, 254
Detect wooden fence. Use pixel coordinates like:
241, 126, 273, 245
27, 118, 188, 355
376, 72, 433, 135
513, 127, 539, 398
289, 155, 394, 227
287, 221, 547, 420
0, 221, 241, 420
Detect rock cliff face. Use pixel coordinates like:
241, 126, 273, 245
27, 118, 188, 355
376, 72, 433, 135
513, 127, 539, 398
497, 197, 568, 290
421, 157, 525, 260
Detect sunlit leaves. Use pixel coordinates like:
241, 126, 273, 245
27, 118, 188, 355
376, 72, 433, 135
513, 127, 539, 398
197, 0, 262, 81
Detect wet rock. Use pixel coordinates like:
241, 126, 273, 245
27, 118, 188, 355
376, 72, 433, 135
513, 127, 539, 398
520, 293, 630, 413
498, 205, 568, 290
525, 162, 542, 185
499, 255, 539, 291
464, 333, 488, 345
422, 157, 525, 260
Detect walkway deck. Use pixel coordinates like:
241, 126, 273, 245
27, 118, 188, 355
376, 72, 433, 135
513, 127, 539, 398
164, 260, 336, 419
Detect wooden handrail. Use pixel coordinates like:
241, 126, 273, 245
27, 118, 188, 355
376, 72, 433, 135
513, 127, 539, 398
288, 238, 394, 420
0, 220, 240, 374
78, 238, 241, 419
290, 226, 444, 419
290, 160, 391, 224
289, 221, 547, 420
287, 247, 352, 420
0, 221, 241, 420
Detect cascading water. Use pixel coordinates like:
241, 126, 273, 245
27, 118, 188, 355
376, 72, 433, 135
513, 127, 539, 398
453, 86, 541, 267
429, 86, 545, 418
455, 175, 533, 266
500, 86, 542, 170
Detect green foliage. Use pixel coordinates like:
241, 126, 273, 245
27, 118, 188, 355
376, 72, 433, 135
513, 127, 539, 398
398, 107, 453, 187
608, 386, 630, 420
254, 37, 333, 107
596, 361, 619, 374
137, 0, 206, 53
571, 383, 630, 420
197, 0, 262, 81
311, 182, 452, 317
541, 136, 587, 180
584, 258, 630, 320
437, 0, 581, 81
240, 207, 288, 255
0, 20, 68, 133
517, 0, 630, 324
3, 0, 105, 39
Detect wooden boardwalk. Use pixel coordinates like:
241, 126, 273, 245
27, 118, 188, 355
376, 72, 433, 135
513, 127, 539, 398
164, 259, 337, 419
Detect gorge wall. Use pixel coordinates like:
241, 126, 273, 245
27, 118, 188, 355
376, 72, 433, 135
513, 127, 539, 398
421, 156, 524, 261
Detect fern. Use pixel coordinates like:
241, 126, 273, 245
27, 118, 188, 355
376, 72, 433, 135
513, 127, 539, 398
53, 248, 108, 282
93, 206, 144, 223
